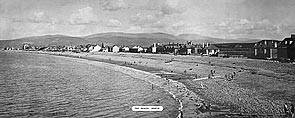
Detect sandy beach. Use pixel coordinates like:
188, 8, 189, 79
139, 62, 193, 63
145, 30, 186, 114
20, 50, 295, 117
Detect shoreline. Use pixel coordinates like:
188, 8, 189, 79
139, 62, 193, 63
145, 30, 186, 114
21, 51, 229, 117
5, 50, 292, 117
10, 51, 205, 117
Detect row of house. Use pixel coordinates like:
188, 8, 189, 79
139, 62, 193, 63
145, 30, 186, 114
149, 34, 294, 61
203, 34, 295, 61
19, 34, 295, 61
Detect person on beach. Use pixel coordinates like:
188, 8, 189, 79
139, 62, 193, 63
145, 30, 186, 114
200, 101, 207, 112
225, 74, 228, 80
212, 70, 215, 77
178, 110, 184, 118
208, 74, 212, 79
207, 103, 212, 115
284, 103, 290, 117
230, 73, 234, 80
225, 73, 233, 81
291, 104, 294, 118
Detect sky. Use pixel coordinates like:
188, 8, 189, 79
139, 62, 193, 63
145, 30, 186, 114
1, 0, 295, 40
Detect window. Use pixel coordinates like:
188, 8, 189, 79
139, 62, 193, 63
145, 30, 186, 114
264, 49, 267, 54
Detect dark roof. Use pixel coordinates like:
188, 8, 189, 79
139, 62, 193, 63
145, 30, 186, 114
257, 40, 280, 42
214, 43, 255, 49
282, 37, 295, 41
280, 38, 295, 47
204, 44, 219, 50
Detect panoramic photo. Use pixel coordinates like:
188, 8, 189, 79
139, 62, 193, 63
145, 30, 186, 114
0, 0, 295, 118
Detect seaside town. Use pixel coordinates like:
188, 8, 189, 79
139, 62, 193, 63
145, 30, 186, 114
2, 0, 295, 118
3, 34, 295, 63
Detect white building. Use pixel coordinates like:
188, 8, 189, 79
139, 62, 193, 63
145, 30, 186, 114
88, 46, 94, 52
112, 46, 120, 53
187, 49, 192, 55
90, 45, 101, 52
138, 47, 144, 52
152, 47, 157, 53
132, 46, 143, 52
122, 46, 130, 52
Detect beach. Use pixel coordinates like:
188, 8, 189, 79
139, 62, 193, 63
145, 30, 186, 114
10, 50, 295, 117
1, 51, 180, 117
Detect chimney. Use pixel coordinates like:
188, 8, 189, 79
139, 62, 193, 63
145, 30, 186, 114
291, 34, 295, 39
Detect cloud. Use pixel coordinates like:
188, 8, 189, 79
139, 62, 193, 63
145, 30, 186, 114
213, 18, 285, 38
161, 0, 186, 15
107, 19, 122, 27
126, 26, 143, 33
143, 0, 186, 16
69, 6, 98, 25
8, 10, 54, 24
0, 18, 16, 39
130, 13, 161, 27
98, 0, 128, 11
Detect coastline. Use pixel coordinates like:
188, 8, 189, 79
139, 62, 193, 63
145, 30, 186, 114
6, 50, 293, 117
19, 50, 229, 117
7, 51, 207, 117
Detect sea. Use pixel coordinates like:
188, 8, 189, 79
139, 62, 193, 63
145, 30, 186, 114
0, 51, 179, 118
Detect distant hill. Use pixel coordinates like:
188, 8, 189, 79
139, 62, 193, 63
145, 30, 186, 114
0, 32, 261, 49
0, 35, 89, 49
233, 38, 262, 43
177, 34, 261, 43
84, 32, 182, 47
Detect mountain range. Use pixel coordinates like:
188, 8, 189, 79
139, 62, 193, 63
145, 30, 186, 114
0, 32, 261, 49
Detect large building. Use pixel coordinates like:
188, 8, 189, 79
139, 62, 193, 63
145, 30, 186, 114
278, 34, 295, 60
204, 43, 255, 58
253, 40, 280, 59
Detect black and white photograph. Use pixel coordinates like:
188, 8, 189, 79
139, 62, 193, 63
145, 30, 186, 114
0, 0, 295, 117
